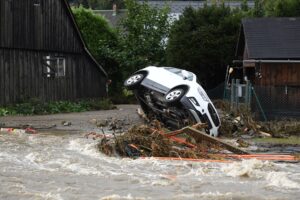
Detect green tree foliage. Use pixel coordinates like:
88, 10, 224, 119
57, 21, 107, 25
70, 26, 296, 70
251, 0, 265, 17
166, 5, 243, 89
117, 0, 171, 76
72, 6, 122, 92
70, 0, 300, 94
248, 0, 300, 17
240, 0, 249, 12
264, 0, 300, 17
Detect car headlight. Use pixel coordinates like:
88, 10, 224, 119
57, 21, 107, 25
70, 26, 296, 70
197, 88, 209, 102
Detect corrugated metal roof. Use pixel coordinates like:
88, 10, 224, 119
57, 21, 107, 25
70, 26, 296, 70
242, 17, 300, 59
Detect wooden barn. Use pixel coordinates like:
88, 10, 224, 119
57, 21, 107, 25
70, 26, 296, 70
235, 17, 300, 118
0, 0, 107, 105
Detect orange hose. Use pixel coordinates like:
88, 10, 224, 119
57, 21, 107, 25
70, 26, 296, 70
140, 154, 298, 163
141, 157, 232, 163
211, 154, 297, 161
153, 128, 197, 148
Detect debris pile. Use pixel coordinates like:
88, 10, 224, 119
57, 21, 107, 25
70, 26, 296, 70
260, 120, 300, 138
97, 122, 248, 159
214, 100, 300, 138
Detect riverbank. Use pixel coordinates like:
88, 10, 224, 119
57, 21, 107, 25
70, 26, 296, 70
1, 104, 300, 155
0, 104, 143, 133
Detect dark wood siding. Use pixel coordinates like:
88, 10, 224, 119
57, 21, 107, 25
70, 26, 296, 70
256, 63, 300, 86
0, 49, 106, 105
0, 0, 82, 53
0, 0, 107, 105
254, 63, 300, 116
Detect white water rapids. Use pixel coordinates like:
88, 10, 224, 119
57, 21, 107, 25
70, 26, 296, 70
0, 131, 300, 200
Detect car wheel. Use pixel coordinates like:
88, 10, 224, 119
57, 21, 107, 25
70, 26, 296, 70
165, 88, 185, 105
124, 73, 145, 89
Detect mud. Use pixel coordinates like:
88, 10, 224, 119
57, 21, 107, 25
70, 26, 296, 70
0, 105, 143, 133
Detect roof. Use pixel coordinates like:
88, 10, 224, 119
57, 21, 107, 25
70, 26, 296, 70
63, 0, 107, 77
238, 17, 300, 59
138, 1, 254, 14
93, 10, 126, 27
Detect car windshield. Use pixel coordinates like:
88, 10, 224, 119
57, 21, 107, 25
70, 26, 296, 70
164, 67, 194, 81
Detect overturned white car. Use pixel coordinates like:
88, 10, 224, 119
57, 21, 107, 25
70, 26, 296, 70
124, 66, 221, 137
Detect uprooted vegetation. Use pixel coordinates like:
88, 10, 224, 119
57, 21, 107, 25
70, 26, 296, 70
97, 124, 227, 159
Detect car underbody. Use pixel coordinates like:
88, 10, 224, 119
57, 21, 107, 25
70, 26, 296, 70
135, 86, 197, 129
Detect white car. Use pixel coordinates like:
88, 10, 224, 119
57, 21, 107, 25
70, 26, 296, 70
124, 66, 221, 137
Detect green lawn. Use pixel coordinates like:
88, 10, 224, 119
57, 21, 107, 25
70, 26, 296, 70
253, 136, 300, 145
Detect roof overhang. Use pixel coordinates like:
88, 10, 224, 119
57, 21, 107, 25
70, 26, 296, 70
233, 59, 300, 68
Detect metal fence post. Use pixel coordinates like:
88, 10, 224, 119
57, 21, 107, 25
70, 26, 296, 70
248, 81, 252, 109
236, 79, 240, 110
252, 86, 267, 121
245, 80, 252, 109
230, 79, 235, 110
245, 80, 249, 106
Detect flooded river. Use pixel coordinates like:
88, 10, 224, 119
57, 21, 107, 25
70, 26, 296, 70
1, 131, 300, 200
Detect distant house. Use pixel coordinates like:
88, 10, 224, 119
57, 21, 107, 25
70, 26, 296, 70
96, 1, 255, 26
0, 0, 107, 105
140, 0, 254, 20
93, 9, 126, 27
235, 17, 300, 119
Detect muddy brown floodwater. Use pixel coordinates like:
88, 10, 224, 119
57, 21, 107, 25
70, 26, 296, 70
1, 105, 300, 200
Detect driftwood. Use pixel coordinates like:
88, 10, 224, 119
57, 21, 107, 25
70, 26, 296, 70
161, 125, 249, 155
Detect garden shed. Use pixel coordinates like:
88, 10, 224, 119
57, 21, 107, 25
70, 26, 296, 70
235, 17, 300, 119
0, 0, 107, 105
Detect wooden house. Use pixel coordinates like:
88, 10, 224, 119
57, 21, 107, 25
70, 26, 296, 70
235, 17, 300, 118
0, 0, 107, 105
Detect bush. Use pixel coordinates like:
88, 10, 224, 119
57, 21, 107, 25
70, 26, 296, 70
0, 99, 116, 116
72, 6, 122, 93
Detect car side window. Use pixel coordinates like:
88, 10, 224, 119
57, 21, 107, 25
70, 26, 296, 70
164, 67, 193, 81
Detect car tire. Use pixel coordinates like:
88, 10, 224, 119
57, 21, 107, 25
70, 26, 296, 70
124, 73, 145, 90
165, 87, 185, 105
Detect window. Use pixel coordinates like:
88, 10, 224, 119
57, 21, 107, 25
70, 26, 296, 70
43, 56, 66, 78
55, 58, 66, 77
33, 0, 40, 6
164, 67, 193, 81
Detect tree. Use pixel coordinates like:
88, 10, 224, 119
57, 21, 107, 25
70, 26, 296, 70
264, 0, 300, 17
117, 0, 171, 76
240, 0, 249, 12
252, 0, 265, 17
166, 5, 242, 89
72, 6, 122, 92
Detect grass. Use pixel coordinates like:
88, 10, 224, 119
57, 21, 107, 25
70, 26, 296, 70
252, 136, 300, 145
0, 98, 116, 116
